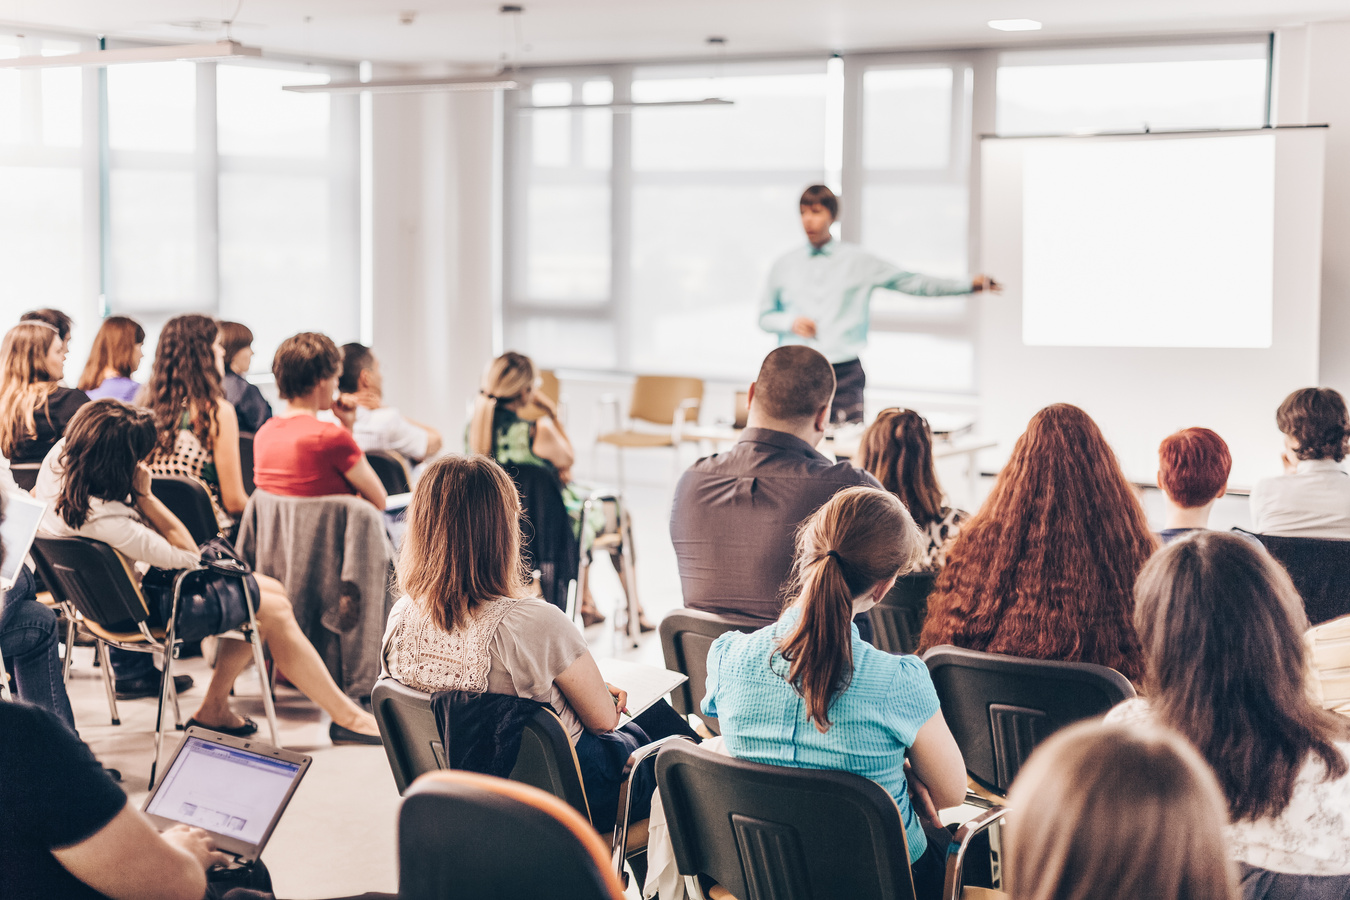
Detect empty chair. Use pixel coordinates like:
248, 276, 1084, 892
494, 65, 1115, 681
922, 644, 1135, 797
870, 572, 937, 655
151, 475, 223, 545
399, 770, 626, 900
1245, 530, 1350, 625
596, 375, 704, 489
659, 609, 760, 735
366, 449, 412, 496
656, 740, 921, 900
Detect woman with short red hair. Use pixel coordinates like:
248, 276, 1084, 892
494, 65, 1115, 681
1156, 427, 1232, 543
918, 404, 1155, 682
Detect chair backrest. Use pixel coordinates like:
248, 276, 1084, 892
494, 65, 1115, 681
659, 609, 761, 735
656, 741, 916, 900
370, 677, 591, 819
537, 369, 561, 406
366, 450, 412, 495
372, 678, 448, 794
869, 573, 937, 655
151, 476, 220, 545
628, 375, 704, 427
31, 535, 151, 631
922, 644, 1136, 796
10, 462, 40, 492
733, 390, 750, 429
238, 431, 256, 496
399, 770, 625, 900
1247, 531, 1350, 626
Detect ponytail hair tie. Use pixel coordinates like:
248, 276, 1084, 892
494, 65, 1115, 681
825, 550, 842, 563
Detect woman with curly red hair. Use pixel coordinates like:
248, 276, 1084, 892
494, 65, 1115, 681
918, 403, 1155, 681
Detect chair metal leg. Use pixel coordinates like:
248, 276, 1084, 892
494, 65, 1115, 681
248, 628, 280, 746
150, 644, 173, 788
97, 642, 120, 726
618, 503, 641, 649
61, 612, 76, 684
0, 641, 9, 702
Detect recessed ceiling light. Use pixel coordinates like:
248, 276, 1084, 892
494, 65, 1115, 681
988, 18, 1043, 31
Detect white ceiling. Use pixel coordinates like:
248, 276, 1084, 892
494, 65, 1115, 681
4, 0, 1350, 66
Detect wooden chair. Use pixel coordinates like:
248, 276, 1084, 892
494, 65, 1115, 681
596, 375, 703, 490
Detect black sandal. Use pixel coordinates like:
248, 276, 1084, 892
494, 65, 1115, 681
186, 715, 259, 738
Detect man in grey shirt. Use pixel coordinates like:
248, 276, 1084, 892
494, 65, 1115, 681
670, 345, 882, 638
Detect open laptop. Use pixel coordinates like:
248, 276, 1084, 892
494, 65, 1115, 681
143, 728, 312, 868
1, 493, 46, 590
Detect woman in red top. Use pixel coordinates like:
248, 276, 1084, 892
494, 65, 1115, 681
253, 333, 386, 508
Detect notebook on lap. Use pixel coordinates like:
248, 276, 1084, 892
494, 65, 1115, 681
143, 728, 312, 867
1, 494, 46, 591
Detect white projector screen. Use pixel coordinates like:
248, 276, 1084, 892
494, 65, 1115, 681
979, 128, 1326, 488
1023, 135, 1275, 348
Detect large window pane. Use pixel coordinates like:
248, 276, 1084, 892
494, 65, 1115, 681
0, 167, 82, 318
526, 184, 610, 302
860, 332, 975, 392
997, 45, 1269, 135
863, 68, 952, 170
505, 317, 617, 370
861, 183, 968, 282
109, 170, 196, 310
217, 66, 329, 158
108, 61, 195, 152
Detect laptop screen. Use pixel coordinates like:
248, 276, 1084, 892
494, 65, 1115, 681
145, 736, 304, 847
0, 494, 45, 588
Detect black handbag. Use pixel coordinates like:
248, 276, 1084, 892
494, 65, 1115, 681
140, 537, 261, 644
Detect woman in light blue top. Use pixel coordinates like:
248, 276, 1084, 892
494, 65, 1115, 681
704, 485, 967, 900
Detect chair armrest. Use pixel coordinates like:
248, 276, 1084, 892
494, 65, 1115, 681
672, 398, 699, 442
942, 805, 1008, 900
202, 557, 252, 578
611, 734, 698, 885
597, 394, 623, 435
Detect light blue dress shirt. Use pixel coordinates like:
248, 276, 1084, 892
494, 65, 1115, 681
758, 239, 975, 364
703, 609, 942, 862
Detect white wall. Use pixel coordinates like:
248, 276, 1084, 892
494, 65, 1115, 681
1275, 22, 1350, 396
369, 70, 501, 446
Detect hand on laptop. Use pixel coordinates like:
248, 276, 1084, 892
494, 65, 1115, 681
162, 824, 230, 871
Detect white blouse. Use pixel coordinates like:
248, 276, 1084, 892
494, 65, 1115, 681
1107, 698, 1350, 876
1249, 459, 1350, 540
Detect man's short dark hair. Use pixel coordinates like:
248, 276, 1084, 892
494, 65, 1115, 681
339, 342, 375, 394
754, 346, 836, 422
272, 332, 342, 401
21, 308, 72, 342
799, 185, 838, 220
1277, 387, 1350, 462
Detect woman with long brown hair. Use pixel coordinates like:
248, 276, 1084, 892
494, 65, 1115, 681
918, 403, 1154, 681
381, 454, 697, 832
704, 486, 967, 900
0, 321, 89, 465
857, 408, 967, 571
77, 316, 145, 403
1006, 721, 1238, 900
1108, 532, 1350, 888
137, 315, 250, 532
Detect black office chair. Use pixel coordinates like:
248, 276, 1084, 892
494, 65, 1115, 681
1244, 530, 1350, 625
922, 645, 1135, 798
366, 450, 412, 496
238, 431, 256, 496
10, 462, 40, 492
659, 609, 760, 735
502, 462, 578, 614
870, 572, 937, 655
151, 475, 222, 546
370, 677, 680, 887
656, 740, 920, 900
399, 771, 626, 900
31, 534, 276, 785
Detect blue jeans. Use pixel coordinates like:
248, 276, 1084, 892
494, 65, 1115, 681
0, 567, 76, 732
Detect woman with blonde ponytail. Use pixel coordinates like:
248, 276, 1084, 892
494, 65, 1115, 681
703, 485, 967, 900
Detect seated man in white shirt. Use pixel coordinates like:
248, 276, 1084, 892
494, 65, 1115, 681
1249, 387, 1350, 539
339, 343, 443, 465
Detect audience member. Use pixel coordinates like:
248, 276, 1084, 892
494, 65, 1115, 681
19, 308, 72, 361
253, 333, 385, 509
1108, 531, 1350, 890
469, 350, 636, 628
341, 342, 442, 464
1250, 387, 1350, 538
139, 315, 250, 532
919, 404, 1154, 681
1156, 426, 1231, 543
703, 486, 966, 900
0, 701, 229, 900
381, 455, 698, 833
856, 407, 967, 571
1006, 721, 1238, 900
0, 321, 89, 465
219, 321, 273, 434
670, 345, 881, 636
77, 316, 145, 403
36, 400, 380, 743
